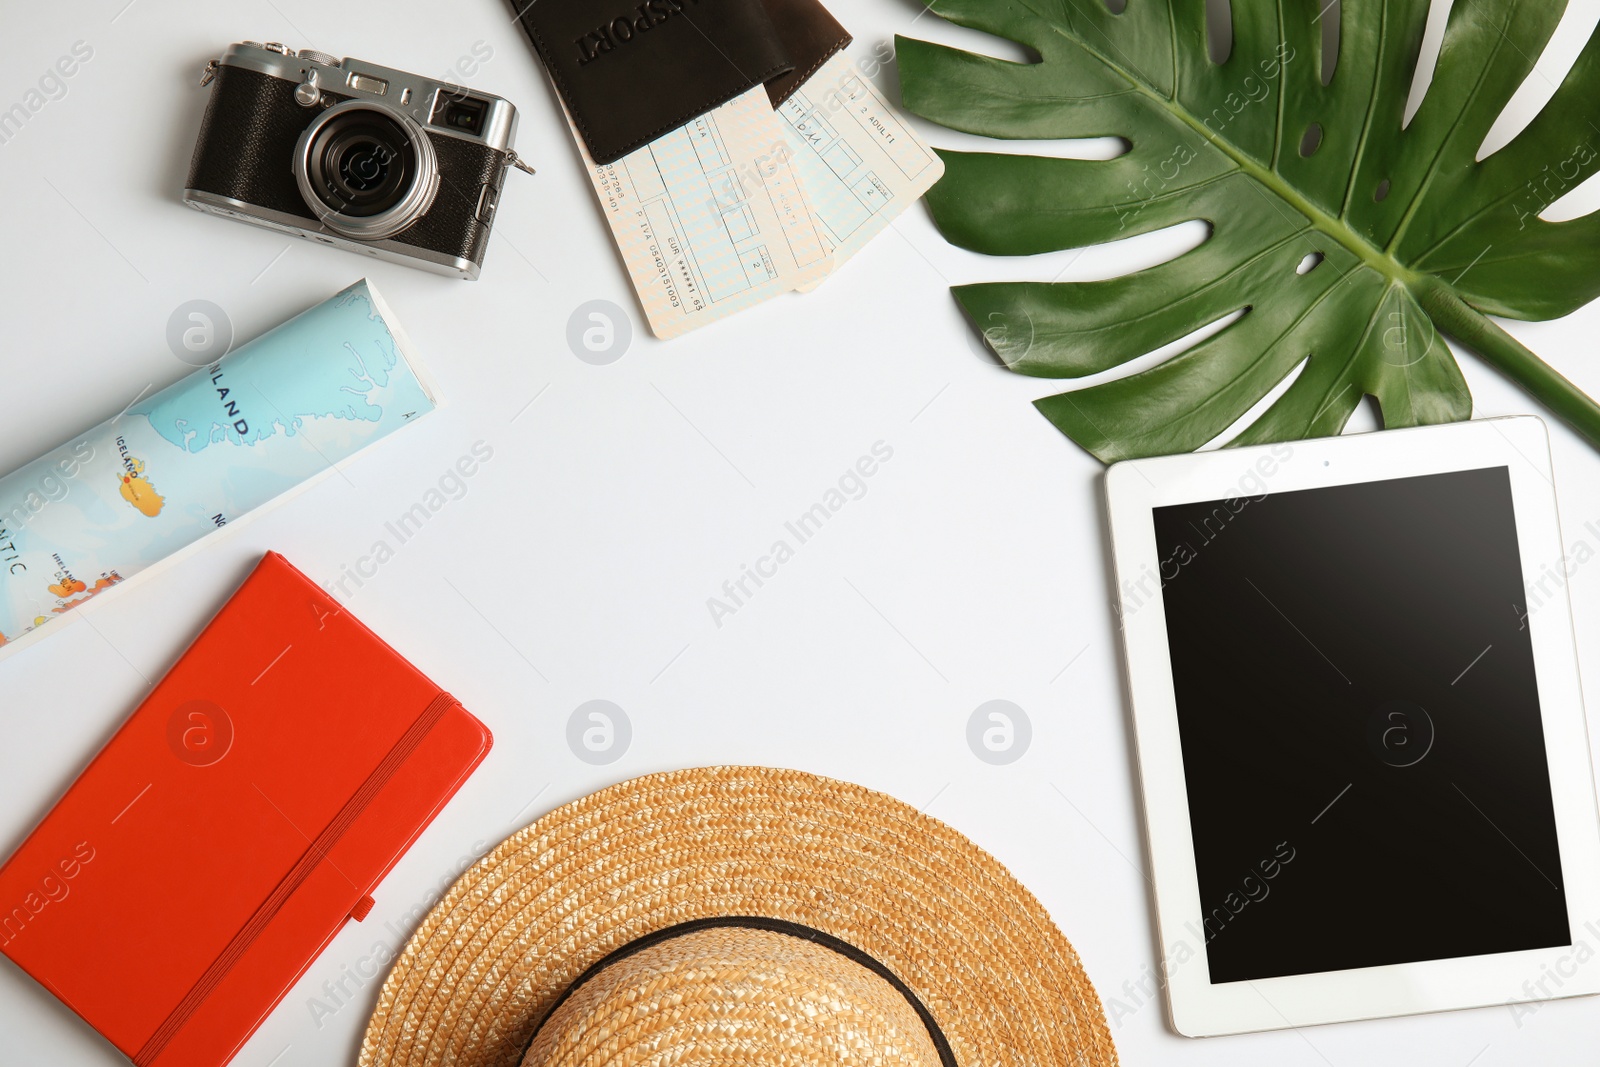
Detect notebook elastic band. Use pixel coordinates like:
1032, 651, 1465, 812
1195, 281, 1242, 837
134, 692, 457, 1067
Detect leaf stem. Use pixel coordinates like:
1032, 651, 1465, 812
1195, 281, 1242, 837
1415, 277, 1600, 451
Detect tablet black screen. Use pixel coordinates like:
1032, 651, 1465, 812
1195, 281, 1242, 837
1152, 465, 1569, 983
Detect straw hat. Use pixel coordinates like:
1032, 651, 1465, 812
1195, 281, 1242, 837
360, 766, 1118, 1067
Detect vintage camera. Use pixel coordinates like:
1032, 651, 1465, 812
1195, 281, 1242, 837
183, 42, 530, 280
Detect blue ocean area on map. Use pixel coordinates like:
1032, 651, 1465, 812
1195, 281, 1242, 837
133, 287, 408, 454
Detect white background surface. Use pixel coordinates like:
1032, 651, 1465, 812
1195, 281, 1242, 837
4, 1, 1600, 1065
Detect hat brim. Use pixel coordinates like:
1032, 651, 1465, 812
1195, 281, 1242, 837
359, 766, 1118, 1067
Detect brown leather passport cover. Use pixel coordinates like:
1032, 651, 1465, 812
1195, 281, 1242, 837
762, 0, 851, 106
512, 0, 795, 164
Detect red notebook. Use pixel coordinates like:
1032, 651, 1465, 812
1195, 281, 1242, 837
0, 552, 492, 1066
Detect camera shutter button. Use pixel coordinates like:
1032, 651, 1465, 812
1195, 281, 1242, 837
294, 70, 321, 107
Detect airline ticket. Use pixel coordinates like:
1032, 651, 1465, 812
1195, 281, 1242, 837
565, 86, 833, 339
778, 52, 945, 290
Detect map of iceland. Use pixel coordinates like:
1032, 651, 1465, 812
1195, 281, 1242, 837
0, 280, 434, 651
132, 287, 424, 453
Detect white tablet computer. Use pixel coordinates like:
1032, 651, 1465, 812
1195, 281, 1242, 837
1105, 416, 1600, 1036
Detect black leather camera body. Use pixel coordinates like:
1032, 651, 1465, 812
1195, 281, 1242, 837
184, 42, 525, 279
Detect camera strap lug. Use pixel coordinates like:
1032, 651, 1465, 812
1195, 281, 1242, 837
199, 59, 218, 87
506, 151, 536, 177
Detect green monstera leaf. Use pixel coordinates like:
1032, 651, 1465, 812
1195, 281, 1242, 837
896, 0, 1600, 461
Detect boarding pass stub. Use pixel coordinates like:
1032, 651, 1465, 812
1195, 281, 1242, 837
565, 86, 833, 340
778, 51, 945, 291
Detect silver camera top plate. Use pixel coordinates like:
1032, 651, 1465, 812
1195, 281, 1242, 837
217, 41, 519, 153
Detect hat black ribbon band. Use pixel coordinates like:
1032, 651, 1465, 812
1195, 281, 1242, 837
523, 915, 959, 1067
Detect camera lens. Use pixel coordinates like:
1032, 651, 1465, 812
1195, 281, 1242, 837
341, 140, 389, 190
313, 118, 409, 215
294, 102, 439, 241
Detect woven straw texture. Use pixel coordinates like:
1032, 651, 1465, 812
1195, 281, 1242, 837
359, 766, 1119, 1067
527, 927, 942, 1067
